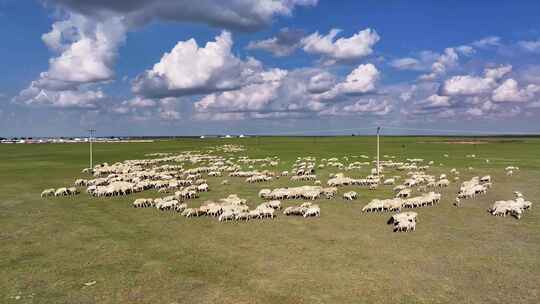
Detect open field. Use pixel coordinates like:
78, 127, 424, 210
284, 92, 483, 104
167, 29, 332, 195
1, 136, 539, 304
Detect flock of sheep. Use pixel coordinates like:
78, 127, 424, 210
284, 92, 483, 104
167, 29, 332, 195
41, 144, 532, 232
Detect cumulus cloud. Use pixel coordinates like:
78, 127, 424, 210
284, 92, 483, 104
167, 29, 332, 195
192, 63, 384, 121
484, 65, 512, 80
492, 78, 540, 102
14, 13, 125, 108
439, 75, 495, 96
301, 28, 380, 63
307, 71, 336, 93
246, 28, 305, 56
439, 66, 512, 96
421, 94, 452, 108
419, 48, 459, 81
317, 64, 380, 100
133, 31, 263, 98
334, 63, 379, 94
195, 68, 288, 112
50, 0, 318, 31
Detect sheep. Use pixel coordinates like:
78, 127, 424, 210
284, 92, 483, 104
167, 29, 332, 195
175, 203, 188, 213
41, 188, 55, 198
219, 210, 236, 222
265, 200, 282, 210
437, 179, 450, 188
388, 212, 417, 232
259, 189, 271, 199
235, 212, 250, 221
343, 191, 358, 201
383, 178, 395, 185
488, 196, 532, 219
182, 208, 201, 218
303, 205, 321, 217
248, 209, 262, 219
257, 206, 276, 219
54, 187, 69, 196
197, 183, 209, 192
480, 175, 491, 183
283, 206, 303, 216
322, 187, 337, 199
396, 188, 411, 198
74, 179, 88, 187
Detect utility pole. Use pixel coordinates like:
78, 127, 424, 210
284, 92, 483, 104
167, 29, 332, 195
376, 126, 381, 176
88, 129, 96, 169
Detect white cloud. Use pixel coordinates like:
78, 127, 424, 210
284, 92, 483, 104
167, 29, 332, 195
133, 31, 263, 98
301, 28, 380, 63
195, 69, 287, 112
51, 0, 318, 31
492, 78, 540, 102
440, 75, 495, 96
42, 14, 126, 84
307, 71, 336, 93
318, 64, 379, 100
13, 85, 106, 108
14, 13, 125, 109
484, 65, 512, 80
419, 48, 459, 81
192, 64, 384, 120
390, 57, 423, 71
472, 36, 501, 48
518, 40, 540, 53
423, 94, 452, 108
465, 107, 483, 117
342, 99, 391, 115
338, 63, 379, 94
246, 28, 304, 57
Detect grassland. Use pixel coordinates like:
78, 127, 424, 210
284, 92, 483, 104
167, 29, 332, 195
1, 136, 539, 304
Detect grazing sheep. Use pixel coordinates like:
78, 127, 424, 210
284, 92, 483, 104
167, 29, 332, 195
54, 187, 69, 197
437, 179, 450, 188
265, 200, 282, 210
343, 191, 358, 200
396, 188, 411, 198
235, 212, 250, 221
182, 208, 201, 218
259, 189, 271, 199
488, 196, 532, 219
388, 212, 417, 232
219, 210, 236, 222
303, 205, 321, 217
41, 188, 55, 198
74, 179, 88, 187
197, 183, 209, 192
383, 178, 395, 185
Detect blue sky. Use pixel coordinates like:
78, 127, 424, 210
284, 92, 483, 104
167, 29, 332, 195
1, 0, 540, 136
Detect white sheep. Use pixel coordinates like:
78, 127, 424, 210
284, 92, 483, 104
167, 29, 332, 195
41, 188, 55, 198
343, 191, 358, 200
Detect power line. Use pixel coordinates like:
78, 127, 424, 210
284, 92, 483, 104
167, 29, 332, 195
381, 126, 540, 135
255, 126, 376, 136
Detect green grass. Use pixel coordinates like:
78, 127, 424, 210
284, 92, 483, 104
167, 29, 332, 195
1, 136, 539, 304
